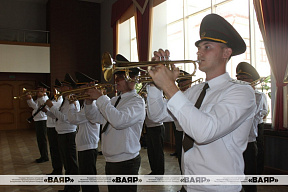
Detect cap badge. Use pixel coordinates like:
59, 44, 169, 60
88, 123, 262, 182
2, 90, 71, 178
201, 32, 206, 38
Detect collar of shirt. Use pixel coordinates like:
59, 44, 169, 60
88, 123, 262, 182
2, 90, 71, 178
205, 72, 231, 90
118, 89, 137, 98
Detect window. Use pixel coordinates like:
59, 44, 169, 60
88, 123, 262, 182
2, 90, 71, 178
118, 0, 272, 122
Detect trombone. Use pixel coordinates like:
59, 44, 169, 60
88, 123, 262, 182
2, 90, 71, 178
55, 83, 115, 102
13, 88, 50, 100
102, 52, 199, 83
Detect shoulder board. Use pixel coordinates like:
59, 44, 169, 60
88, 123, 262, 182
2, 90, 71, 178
230, 79, 250, 85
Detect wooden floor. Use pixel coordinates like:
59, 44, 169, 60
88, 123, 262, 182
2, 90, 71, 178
0, 129, 287, 192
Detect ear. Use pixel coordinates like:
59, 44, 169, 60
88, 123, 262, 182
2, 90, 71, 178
223, 47, 232, 59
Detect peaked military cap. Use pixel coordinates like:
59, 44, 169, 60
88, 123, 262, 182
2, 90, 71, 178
75, 72, 98, 85
37, 81, 50, 89
195, 13, 246, 56
54, 78, 62, 88
114, 54, 140, 76
236, 62, 260, 81
61, 73, 77, 88
176, 70, 192, 84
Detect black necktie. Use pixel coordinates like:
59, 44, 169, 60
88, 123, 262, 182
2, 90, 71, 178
182, 83, 209, 152
101, 95, 122, 134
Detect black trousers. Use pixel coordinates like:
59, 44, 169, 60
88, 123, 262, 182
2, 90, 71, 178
105, 155, 141, 192
47, 127, 62, 174
78, 149, 99, 192
172, 123, 183, 174
58, 131, 80, 192
256, 123, 265, 175
146, 125, 165, 175
35, 120, 48, 160
243, 141, 258, 192
172, 122, 183, 174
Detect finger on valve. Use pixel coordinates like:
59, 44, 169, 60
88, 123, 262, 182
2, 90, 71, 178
158, 49, 165, 61
164, 49, 170, 60
153, 51, 161, 61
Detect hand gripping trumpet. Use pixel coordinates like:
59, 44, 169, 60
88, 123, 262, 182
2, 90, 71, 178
56, 83, 115, 102
102, 52, 199, 83
13, 88, 50, 100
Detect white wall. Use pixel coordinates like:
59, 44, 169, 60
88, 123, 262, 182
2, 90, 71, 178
0, 44, 50, 73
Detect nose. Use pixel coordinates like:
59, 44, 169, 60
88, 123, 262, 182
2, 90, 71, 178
197, 48, 202, 57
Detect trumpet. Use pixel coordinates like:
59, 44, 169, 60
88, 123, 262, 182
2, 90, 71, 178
13, 88, 50, 100
56, 83, 115, 102
102, 52, 199, 83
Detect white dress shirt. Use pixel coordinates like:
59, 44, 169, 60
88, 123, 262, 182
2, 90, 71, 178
147, 73, 256, 192
85, 89, 145, 163
68, 101, 100, 151
48, 96, 80, 134
256, 90, 268, 124
248, 90, 268, 142
46, 96, 63, 128
27, 95, 49, 121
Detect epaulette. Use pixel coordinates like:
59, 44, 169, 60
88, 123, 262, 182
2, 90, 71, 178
230, 79, 250, 85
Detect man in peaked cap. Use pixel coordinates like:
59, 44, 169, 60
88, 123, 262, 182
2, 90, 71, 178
66, 72, 100, 192
85, 54, 145, 192
26, 81, 50, 163
75, 72, 98, 85
236, 62, 260, 83
147, 13, 256, 192
43, 78, 64, 175
61, 73, 77, 88
236, 62, 268, 192
45, 73, 80, 192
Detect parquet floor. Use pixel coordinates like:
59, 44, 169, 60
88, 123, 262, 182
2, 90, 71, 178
0, 129, 287, 192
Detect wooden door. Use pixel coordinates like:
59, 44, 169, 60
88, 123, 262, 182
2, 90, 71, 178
0, 81, 35, 130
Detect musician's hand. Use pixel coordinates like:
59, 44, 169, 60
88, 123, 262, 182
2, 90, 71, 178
86, 88, 103, 100
46, 99, 53, 108
149, 49, 179, 99
41, 106, 48, 113
68, 95, 77, 104
25, 94, 32, 100
152, 48, 170, 61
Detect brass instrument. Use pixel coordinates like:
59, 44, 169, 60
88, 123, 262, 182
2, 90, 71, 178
13, 88, 50, 100
250, 76, 270, 87
55, 83, 115, 102
178, 78, 203, 90
102, 52, 199, 83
